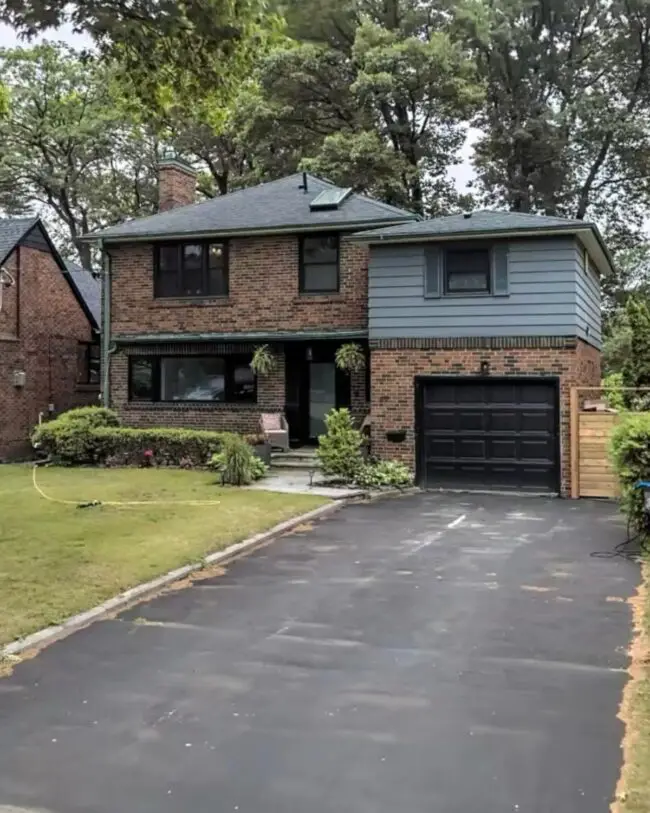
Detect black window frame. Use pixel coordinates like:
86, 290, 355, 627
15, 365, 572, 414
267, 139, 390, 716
299, 233, 340, 294
443, 246, 492, 295
128, 354, 256, 404
153, 240, 229, 299
77, 341, 101, 385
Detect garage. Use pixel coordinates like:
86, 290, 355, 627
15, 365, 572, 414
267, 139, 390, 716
415, 377, 560, 493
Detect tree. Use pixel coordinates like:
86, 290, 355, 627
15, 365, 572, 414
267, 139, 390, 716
0, 0, 271, 115
460, 0, 650, 231
254, 0, 483, 213
0, 44, 158, 267
621, 297, 650, 408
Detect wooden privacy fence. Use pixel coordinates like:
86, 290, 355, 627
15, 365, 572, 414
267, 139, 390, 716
570, 387, 650, 499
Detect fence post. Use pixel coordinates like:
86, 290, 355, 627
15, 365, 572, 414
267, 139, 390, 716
570, 387, 579, 499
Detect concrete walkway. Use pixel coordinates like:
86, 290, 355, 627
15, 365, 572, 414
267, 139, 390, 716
0, 492, 638, 812
247, 468, 365, 499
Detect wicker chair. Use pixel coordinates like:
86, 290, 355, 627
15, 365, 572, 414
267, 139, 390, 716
260, 413, 290, 451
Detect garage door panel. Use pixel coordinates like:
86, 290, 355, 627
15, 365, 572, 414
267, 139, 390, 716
419, 378, 558, 493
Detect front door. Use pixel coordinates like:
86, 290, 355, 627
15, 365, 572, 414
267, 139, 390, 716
285, 342, 352, 445
309, 361, 336, 439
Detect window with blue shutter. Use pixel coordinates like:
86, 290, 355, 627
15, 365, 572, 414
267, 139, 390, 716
492, 244, 509, 296
424, 246, 441, 298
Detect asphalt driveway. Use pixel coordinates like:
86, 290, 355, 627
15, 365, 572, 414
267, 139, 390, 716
0, 493, 638, 813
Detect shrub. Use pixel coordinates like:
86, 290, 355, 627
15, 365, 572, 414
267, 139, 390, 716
355, 460, 414, 489
32, 406, 121, 463
316, 408, 364, 482
610, 412, 650, 530
602, 372, 626, 412
209, 434, 260, 485
91, 427, 226, 468
209, 444, 268, 483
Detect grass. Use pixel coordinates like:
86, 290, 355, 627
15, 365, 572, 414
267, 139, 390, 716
614, 563, 650, 812
0, 464, 327, 646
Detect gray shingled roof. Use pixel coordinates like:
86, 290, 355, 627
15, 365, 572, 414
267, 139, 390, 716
0, 217, 39, 265
349, 210, 592, 241
64, 260, 101, 331
85, 174, 417, 241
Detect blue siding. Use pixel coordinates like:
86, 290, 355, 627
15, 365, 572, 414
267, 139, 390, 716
368, 237, 602, 347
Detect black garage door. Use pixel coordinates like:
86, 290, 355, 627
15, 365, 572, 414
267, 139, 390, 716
416, 377, 559, 493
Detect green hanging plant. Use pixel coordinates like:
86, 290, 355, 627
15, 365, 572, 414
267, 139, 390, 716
250, 344, 276, 376
335, 343, 366, 374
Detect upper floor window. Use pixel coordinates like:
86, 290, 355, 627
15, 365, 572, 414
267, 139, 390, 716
154, 241, 228, 298
444, 248, 491, 294
128, 354, 255, 403
300, 234, 339, 293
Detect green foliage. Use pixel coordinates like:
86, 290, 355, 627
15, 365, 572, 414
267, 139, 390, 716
32, 407, 120, 463
0, 43, 158, 266
2, 1, 274, 118
316, 408, 364, 482
33, 412, 227, 467
621, 297, 650, 410
355, 460, 414, 489
210, 446, 268, 482
603, 307, 633, 375
335, 343, 366, 373
610, 412, 650, 531
602, 373, 626, 412
250, 345, 276, 376
458, 0, 650, 245
209, 434, 258, 485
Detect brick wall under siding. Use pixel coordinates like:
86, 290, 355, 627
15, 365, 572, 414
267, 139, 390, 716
370, 337, 601, 496
109, 237, 369, 336
0, 246, 97, 459
111, 344, 286, 435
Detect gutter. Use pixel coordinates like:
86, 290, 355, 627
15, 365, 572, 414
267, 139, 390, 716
78, 218, 417, 245
100, 240, 116, 407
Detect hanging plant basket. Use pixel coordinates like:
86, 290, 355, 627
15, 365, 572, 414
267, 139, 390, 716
250, 344, 276, 376
335, 343, 366, 374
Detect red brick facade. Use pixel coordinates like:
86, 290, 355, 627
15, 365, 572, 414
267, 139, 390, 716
109, 237, 369, 336
370, 337, 601, 495
0, 246, 98, 459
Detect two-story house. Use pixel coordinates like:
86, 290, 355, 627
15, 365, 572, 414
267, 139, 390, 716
349, 212, 609, 495
88, 160, 609, 496
89, 159, 417, 445
0, 218, 101, 459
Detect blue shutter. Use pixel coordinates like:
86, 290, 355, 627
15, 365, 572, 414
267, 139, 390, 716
492, 244, 509, 296
424, 246, 441, 298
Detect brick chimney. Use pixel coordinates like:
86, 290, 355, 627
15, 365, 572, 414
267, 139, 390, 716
158, 153, 197, 211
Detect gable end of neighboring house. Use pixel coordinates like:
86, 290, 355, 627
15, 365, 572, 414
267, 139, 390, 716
0, 218, 101, 459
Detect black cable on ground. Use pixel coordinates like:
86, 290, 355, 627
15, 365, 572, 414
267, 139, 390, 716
591, 515, 650, 561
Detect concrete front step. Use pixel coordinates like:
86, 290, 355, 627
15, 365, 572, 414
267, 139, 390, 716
270, 459, 320, 471
272, 449, 319, 461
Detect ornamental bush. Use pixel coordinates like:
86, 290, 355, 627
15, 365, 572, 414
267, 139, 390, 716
355, 460, 414, 489
32, 406, 121, 464
610, 412, 650, 530
316, 408, 364, 482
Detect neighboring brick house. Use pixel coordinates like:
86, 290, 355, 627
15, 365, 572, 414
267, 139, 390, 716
0, 218, 101, 460
88, 161, 609, 496
349, 212, 609, 495
89, 161, 416, 444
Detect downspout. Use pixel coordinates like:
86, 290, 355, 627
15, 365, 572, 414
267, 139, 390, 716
100, 239, 116, 407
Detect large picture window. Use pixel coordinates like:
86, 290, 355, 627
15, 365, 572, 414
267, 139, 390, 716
300, 234, 339, 293
128, 355, 256, 403
154, 241, 228, 298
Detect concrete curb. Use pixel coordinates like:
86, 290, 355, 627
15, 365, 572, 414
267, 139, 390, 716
2, 500, 344, 659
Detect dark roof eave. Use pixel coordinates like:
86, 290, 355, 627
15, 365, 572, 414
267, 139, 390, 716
81, 217, 418, 244
113, 329, 368, 344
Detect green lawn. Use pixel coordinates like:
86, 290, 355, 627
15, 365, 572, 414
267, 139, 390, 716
614, 563, 650, 813
0, 465, 327, 646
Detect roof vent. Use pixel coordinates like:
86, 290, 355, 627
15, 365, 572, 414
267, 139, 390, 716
310, 187, 353, 211
463, 212, 472, 219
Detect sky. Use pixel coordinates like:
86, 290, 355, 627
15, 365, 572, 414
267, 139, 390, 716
0, 21, 477, 193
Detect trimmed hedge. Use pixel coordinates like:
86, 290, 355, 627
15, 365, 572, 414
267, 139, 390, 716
32, 406, 229, 467
93, 427, 227, 467
610, 412, 650, 530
